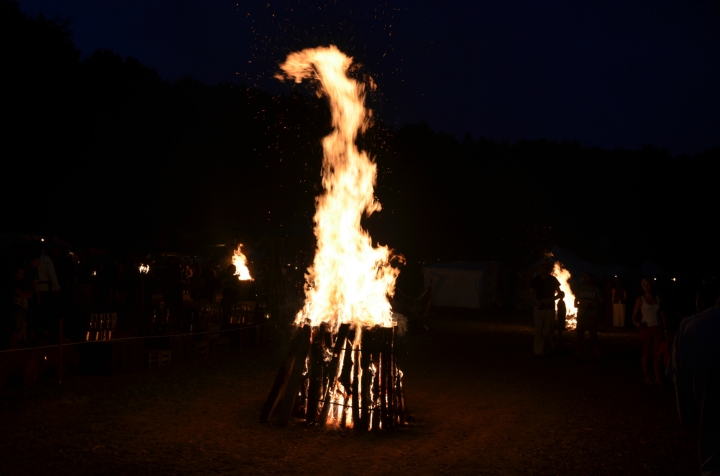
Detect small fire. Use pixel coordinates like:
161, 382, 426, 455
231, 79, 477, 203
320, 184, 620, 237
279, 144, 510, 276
232, 244, 253, 281
278, 46, 400, 334
552, 261, 578, 330
138, 264, 150, 274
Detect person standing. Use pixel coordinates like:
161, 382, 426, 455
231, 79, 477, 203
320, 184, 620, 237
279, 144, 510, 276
530, 262, 560, 360
611, 276, 627, 327
573, 272, 603, 363
36, 245, 60, 337
670, 305, 720, 475
24, 254, 40, 339
556, 290, 567, 345
11, 266, 32, 346
632, 278, 667, 385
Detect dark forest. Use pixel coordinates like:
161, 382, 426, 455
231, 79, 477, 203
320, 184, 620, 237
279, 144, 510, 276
3, 1, 717, 280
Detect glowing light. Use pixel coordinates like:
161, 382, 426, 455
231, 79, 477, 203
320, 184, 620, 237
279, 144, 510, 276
551, 261, 578, 330
138, 264, 150, 274
277, 46, 400, 334
232, 244, 253, 281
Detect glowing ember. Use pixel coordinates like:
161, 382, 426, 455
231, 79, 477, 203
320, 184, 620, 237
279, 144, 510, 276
278, 46, 400, 334
138, 264, 150, 274
552, 261, 578, 330
232, 244, 253, 281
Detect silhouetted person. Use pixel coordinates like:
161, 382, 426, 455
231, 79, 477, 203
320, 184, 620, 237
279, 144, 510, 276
671, 305, 720, 475
573, 272, 603, 363
556, 290, 567, 344
24, 253, 40, 339
530, 262, 560, 359
36, 244, 60, 336
164, 259, 184, 312
611, 276, 627, 327
199, 268, 219, 305
11, 265, 31, 346
632, 278, 667, 386
54, 246, 76, 333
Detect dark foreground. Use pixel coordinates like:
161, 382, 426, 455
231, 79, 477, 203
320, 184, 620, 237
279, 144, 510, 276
0, 310, 698, 475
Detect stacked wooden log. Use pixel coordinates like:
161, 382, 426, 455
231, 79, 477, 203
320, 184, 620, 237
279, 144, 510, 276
261, 323, 406, 430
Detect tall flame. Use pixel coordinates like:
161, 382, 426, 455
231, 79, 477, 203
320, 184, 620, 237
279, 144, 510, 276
232, 244, 253, 281
552, 261, 578, 330
278, 46, 400, 333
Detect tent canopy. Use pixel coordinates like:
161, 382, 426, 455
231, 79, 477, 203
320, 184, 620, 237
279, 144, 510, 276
422, 261, 499, 309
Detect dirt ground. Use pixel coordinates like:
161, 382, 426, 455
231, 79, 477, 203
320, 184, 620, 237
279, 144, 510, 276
0, 309, 699, 476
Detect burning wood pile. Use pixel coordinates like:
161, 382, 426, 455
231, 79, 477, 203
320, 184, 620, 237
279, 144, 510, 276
261, 323, 405, 430
261, 46, 407, 430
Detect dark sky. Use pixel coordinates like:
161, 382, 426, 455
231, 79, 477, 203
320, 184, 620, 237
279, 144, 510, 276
19, 0, 720, 155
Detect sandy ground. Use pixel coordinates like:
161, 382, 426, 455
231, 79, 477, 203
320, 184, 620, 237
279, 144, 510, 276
0, 309, 699, 475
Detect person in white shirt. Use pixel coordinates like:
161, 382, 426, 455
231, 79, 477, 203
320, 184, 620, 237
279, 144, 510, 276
632, 278, 667, 386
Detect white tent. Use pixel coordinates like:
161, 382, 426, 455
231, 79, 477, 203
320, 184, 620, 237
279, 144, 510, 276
422, 262, 499, 309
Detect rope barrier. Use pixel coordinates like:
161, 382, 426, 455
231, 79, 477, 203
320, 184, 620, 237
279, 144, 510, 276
0, 322, 276, 354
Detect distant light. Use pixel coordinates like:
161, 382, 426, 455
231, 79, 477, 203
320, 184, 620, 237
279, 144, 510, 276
672, 277, 677, 282
92, 271, 97, 276
40, 238, 44, 242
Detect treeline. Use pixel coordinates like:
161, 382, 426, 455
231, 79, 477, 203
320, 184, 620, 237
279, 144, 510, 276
2, 0, 717, 276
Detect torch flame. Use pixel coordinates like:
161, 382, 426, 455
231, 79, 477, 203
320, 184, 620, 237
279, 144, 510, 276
278, 46, 400, 333
232, 244, 253, 281
552, 261, 578, 330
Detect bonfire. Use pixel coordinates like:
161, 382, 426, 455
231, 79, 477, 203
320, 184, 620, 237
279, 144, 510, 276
261, 46, 406, 430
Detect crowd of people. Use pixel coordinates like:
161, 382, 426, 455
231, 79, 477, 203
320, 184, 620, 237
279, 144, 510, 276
1, 239, 288, 350
530, 260, 720, 474
530, 261, 718, 369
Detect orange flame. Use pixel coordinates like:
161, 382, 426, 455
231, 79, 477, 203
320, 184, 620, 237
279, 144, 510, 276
552, 261, 577, 330
232, 244, 253, 281
278, 46, 400, 333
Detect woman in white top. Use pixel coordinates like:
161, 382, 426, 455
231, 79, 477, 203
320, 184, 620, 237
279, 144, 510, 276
632, 278, 667, 385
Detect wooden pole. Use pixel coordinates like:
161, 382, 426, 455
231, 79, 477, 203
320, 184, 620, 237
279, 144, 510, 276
383, 327, 393, 428
275, 325, 312, 426
371, 327, 381, 431
260, 325, 304, 422
306, 325, 326, 423
338, 329, 354, 428
395, 353, 405, 425
351, 328, 360, 430
317, 323, 350, 426
360, 328, 374, 431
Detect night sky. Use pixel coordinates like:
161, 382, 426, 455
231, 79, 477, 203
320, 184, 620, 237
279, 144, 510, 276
18, 0, 720, 155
